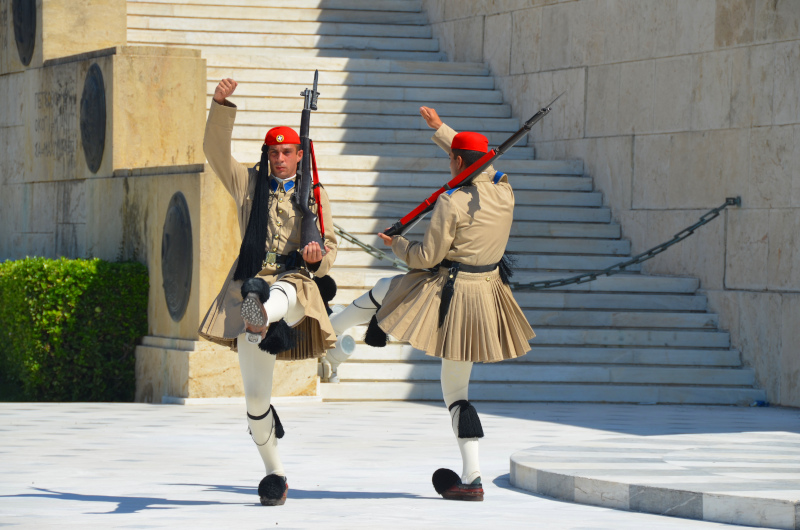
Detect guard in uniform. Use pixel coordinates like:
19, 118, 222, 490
198, 78, 338, 506
326, 106, 535, 501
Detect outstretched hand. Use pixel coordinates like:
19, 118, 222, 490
213, 78, 238, 105
420, 106, 443, 130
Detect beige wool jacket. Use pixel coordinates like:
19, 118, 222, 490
198, 100, 338, 352
391, 123, 511, 269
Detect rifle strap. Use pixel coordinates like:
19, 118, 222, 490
310, 140, 325, 238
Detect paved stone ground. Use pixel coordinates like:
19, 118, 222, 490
0, 400, 795, 529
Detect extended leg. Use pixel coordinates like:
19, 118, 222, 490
432, 358, 484, 501
324, 276, 395, 382
238, 332, 288, 505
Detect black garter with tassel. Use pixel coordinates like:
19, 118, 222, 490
448, 400, 484, 439
363, 289, 388, 347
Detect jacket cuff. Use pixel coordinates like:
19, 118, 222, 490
432, 123, 457, 153
209, 99, 237, 129
391, 236, 410, 262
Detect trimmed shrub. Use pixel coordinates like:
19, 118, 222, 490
0, 257, 148, 402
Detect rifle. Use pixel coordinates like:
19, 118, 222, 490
297, 70, 326, 254
383, 93, 564, 237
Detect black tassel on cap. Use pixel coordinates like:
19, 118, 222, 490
234, 146, 273, 281
448, 399, 485, 439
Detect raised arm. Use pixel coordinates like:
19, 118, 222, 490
204, 78, 250, 204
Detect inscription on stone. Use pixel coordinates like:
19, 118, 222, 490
34, 76, 77, 176
161, 192, 193, 322
79, 63, 106, 173
12, 0, 35, 66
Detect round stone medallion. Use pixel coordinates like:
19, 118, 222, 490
80, 63, 107, 174
161, 192, 193, 322
12, 0, 36, 66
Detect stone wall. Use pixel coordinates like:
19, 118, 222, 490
422, 0, 800, 407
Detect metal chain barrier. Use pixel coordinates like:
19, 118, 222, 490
333, 196, 741, 290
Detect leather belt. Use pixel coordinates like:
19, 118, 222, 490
439, 259, 498, 274
436, 258, 500, 328
262, 250, 303, 271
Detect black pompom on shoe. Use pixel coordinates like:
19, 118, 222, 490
363, 314, 388, 348
241, 277, 270, 304
258, 320, 297, 354
258, 474, 288, 506
432, 468, 461, 495
432, 469, 484, 501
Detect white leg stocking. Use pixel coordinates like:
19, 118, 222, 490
441, 358, 480, 484
238, 333, 285, 477
325, 276, 397, 381
264, 281, 302, 326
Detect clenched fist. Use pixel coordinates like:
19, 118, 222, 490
420, 106, 443, 130
213, 78, 238, 105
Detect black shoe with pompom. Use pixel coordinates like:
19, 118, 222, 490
258, 474, 288, 506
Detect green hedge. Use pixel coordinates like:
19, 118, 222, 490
0, 257, 148, 402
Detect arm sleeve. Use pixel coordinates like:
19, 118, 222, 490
391, 193, 457, 269
431, 123, 458, 154
204, 100, 251, 204
307, 187, 338, 277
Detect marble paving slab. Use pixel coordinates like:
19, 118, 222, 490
511, 408, 800, 530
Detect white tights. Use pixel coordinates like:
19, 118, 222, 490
441, 358, 480, 484
237, 280, 302, 477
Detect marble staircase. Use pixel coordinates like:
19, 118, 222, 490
126, 0, 766, 405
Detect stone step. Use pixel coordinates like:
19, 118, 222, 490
215, 97, 509, 117
333, 219, 619, 239
523, 310, 719, 329
335, 363, 755, 386
128, 16, 433, 38
321, 171, 592, 191
230, 126, 525, 147
332, 289, 705, 312
335, 235, 629, 256
231, 112, 515, 132
331, 250, 640, 271
325, 187, 600, 207
201, 55, 487, 75
309, 156, 584, 175
533, 328, 730, 348
219, 82, 504, 104
320, 382, 765, 405
329, 202, 610, 223
130, 42, 449, 61
128, 2, 429, 24
206, 68, 491, 89
231, 142, 533, 159
345, 344, 742, 367
127, 29, 440, 52
327, 268, 698, 293
127, 0, 425, 12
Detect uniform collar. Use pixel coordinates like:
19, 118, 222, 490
269, 174, 296, 193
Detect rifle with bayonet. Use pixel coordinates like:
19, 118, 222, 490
383, 93, 563, 237
297, 70, 327, 254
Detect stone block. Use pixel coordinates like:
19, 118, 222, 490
452, 16, 484, 63
773, 41, 800, 125
780, 294, 800, 407
55, 222, 85, 258
715, 0, 755, 48
539, 3, 571, 70
56, 179, 86, 224
725, 209, 770, 290
691, 50, 736, 131
0, 0, 126, 75
795, 125, 800, 207
749, 44, 775, 128
653, 56, 693, 133
735, 291, 782, 403
510, 8, 540, 75
537, 470, 574, 501
748, 125, 794, 209
755, 0, 800, 42
766, 209, 800, 291
574, 477, 630, 510
602, 0, 660, 63
186, 347, 243, 398
618, 60, 654, 134
655, 0, 715, 57
630, 486, 702, 519
273, 358, 319, 397
0, 72, 25, 127
585, 64, 620, 136
484, 13, 511, 76
705, 289, 741, 346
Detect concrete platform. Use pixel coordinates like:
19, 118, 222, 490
0, 401, 794, 529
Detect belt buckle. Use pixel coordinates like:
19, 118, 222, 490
263, 252, 277, 268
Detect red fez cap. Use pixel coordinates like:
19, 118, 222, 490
451, 131, 488, 153
265, 126, 301, 146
